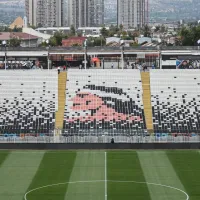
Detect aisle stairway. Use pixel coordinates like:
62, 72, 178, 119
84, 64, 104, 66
141, 72, 154, 132
55, 72, 67, 129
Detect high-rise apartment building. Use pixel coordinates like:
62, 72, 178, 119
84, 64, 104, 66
117, 0, 145, 29
93, 0, 104, 26
67, 0, 104, 28
25, 0, 37, 26
25, 0, 65, 27
26, 0, 103, 28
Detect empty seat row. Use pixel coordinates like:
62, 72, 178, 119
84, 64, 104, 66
150, 70, 200, 133
0, 71, 58, 134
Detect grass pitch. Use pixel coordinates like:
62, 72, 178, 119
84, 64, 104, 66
0, 150, 200, 200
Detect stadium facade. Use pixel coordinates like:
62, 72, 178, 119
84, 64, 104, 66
0, 47, 200, 143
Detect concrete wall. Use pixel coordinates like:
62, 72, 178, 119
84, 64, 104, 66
0, 143, 200, 149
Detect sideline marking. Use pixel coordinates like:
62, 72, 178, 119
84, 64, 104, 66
24, 180, 189, 200
4, 151, 199, 154
105, 152, 107, 200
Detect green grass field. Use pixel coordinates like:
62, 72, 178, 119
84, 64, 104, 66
0, 150, 200, 200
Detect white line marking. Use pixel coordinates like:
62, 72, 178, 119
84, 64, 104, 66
109, 180, 189, 200
105, 152, 107, 200
24, 180, 189, 200
2, 151, 198, 154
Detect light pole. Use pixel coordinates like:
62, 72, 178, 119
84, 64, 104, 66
84, 39, 88, 70
120, 45, 124, 70
100, 34, 102, 47
157, 45, 162, 69
46, 40, 50, 70
2, 40, 7, 70
197, 39, 200, 50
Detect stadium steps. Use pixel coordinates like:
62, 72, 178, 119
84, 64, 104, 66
141, 72, 154, 133
55, 72, 67, 130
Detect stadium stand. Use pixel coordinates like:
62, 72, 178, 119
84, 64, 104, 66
150, 70, 200, 134
63, 69, 147, 136
1, 68, 200, 143
0, 70, 58, 134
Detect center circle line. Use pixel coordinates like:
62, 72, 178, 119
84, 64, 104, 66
24, 180, 189, 200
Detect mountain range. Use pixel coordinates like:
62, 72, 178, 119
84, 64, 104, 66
150, 0, 200, 23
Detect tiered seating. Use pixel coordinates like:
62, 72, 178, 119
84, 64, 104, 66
63, 69, 146, 135
0, 71, 58, 134
150, 70, 200, 133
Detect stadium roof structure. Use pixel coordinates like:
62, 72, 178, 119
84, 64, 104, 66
0, 32, 38, 41
23, 28, 51, 40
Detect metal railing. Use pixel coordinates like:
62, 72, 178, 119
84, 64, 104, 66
0, 46, 199, 52
0, 135, 200, 143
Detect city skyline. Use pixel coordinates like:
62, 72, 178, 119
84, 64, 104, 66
25, 0, 146, 28
25, 0, 105, 28
1, 0, 200, 27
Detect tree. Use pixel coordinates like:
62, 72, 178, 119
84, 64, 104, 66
49, 31, 68, 46
69, 25, 76, 36
4, 26, 10, 32
143, 25, 151, 37
86, 37, 95, 47
191, 26, 200, 45
9, 37, 21, 47
131, 31, 140, 40
86, 37, 106, 47
175, 36, 182, 46
29, 25, 36, 29
12, 26, 22, 32
155, 26, 160, 32
108, 25, 120, 37
0, 26, 10, 32
49, 36, 57, 47
130, 42, 139, 47
179, 26, 197, 46
54, 31, 64, 45
100, 26, 109, 37
72, 43, 81, 47
93, 37, 106, 46
160, 25, 166, 33
121, 31, 132, 40
119, 24, 123, 32
178, 25, 200, 46
77, 31, 82, 37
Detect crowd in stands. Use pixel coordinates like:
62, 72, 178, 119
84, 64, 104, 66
5, 60, 200, 70
0, 61, 45, 70
177, 60, 200, 69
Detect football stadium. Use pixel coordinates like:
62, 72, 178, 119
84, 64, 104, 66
1, 0, 200, 198
0, 67, 200, 200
